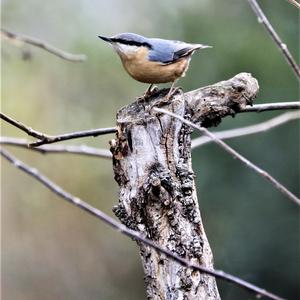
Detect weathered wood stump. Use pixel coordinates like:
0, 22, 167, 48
110, 73, 259, 299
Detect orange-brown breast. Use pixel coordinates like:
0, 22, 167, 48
118, 47, 190, 84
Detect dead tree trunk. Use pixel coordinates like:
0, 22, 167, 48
110, 73, 259, 300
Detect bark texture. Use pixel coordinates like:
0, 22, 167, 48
110, 73, 259, 300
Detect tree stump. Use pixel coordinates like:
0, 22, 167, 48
110, 73, 259, 299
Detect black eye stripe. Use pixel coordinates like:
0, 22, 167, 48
111, 38, 152, 49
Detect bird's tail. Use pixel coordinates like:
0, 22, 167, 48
193, 44, 213, 50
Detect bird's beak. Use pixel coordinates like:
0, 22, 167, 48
98, 35, 113, 43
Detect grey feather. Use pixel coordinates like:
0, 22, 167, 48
148, 38, 211, 64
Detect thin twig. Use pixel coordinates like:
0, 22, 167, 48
29, 127, 117, 147
0, 148, 284, 300
240, 102, 300, 113
1, 28, 86, 62
0, 137, 112, 159
286, 0, 300, 9
192, 111, 300, 148
154, 108, 300, 206
247, 0, 300, 79
0, 112, 117, 146
0, 112, 47, 140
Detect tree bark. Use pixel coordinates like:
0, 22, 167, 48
110, 73, 259, 299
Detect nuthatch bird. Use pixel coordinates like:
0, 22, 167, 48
98, 33, 211, 99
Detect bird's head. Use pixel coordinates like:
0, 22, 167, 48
98, 33, 152, 57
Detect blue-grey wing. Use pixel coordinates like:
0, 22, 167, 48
148, 39, 195, 64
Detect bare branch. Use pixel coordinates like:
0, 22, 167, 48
0, 147, 284, 300
154, 108, 300, 206
192, 111, 300, 148
29, 127, 117, 147
1, 101, 298, 146
286, 0, 300, 9
1, 28, 86, 62
0, 112, 47, 140
240, 101, 300, 113
247, 0, 300, 79
0, 112, 117, 146
0, 137, 112, 159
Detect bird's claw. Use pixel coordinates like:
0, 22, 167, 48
165, 86, 182, 101
144, 85, 159, 99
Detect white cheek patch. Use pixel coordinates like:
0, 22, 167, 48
114, 43, 139, 54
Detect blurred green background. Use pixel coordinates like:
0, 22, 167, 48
1, 0, 299, 299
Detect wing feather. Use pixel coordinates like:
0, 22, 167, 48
148, 39, 211, 65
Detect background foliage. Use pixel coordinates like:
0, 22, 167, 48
2, 0, 299, 299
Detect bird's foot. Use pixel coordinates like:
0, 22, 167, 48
148, 87, 183, 111
136, 85, 159, 104
164, 86, 182, 101
144, 85, 159, 99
